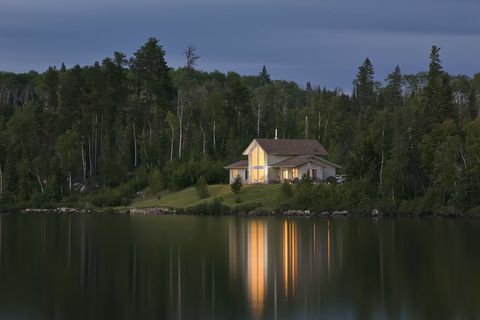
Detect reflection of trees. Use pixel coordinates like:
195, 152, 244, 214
1, 215, 480, 319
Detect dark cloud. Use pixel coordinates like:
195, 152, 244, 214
0, 0, 479, 89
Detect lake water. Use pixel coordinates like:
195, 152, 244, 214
0, 214, 478, 319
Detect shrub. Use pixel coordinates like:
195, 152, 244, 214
280, 180, 293, 198
91, 171, 148, 207
189, 197, 229, 215
293, 174, 313, 208
195, 176, 209, 199
148, 169, 164, 194
310, 184, 339, 212
235, 195, 242, 203
231, 175, 243, 194
164, 158, 227, 190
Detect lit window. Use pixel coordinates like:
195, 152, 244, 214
232, 169, 238, 179
251, 168, 265, 183
251, 146, 265, 167
282, 169, 289, 180
292, 168, 299, 179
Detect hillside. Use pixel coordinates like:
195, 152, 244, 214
130, 184, 282, 209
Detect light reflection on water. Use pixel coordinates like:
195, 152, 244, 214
0, 214, 478, 319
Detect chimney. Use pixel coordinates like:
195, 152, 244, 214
275, 129, 278, 140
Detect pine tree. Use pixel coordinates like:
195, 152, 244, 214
354, 58, 376, 112
231, 175, 243, 194
195, 176, 209, 199
385, 65, 403, 111
259, 65, 271, 86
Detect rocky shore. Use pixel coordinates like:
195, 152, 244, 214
17, 206, 478, 219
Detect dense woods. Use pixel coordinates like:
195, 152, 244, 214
0, 38, 479, 213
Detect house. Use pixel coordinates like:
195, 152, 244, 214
225, 138, 340, 184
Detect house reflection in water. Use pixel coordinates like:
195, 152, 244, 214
247, 220, 268, 316
227, 218, 335, 317
282, 220, 298, 300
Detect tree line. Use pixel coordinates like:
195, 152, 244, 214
0, 38, 479, 212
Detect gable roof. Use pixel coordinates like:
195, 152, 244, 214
245, 139, 328, 156
271, 155, 341, 168
224, 160, 248, 169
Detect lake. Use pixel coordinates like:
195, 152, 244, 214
0, 214, 478, 319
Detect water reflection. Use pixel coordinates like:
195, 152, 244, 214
0, 214, 479, 319
282, 220, 297, 300
247, 220, 267, 316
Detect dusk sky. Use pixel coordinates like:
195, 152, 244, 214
1, 0, 479, 89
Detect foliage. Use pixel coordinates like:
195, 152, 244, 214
280, 180, 293, 199
148, 169, 164, 194
91, 171, 148, 207
188, 197, 229, 215
231, 175, 243, 194
0, 40, 479, 214
293, 174, 313, 208
195, 176, 209, 199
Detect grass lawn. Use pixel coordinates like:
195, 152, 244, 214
130, 184, 283, 209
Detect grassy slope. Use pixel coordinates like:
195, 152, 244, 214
131, 184, 282, 209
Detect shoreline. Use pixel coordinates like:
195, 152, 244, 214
12, 206, 479, 220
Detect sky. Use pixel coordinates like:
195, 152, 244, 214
1, 0, 479, 89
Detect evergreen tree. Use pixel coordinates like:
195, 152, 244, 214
231, 175, 243, 194
195, 176, 209, 199
259, 65, 271, 86
385, 66, 403, 111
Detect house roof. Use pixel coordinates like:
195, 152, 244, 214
243, 138, 328, 156
271, 155, 341, 168
224, 160, 248, 169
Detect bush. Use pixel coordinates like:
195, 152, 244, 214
231, 175, 243, 194
188, 197, 230, 215
310, 184, 339, 212
293, 174, 313, 208
91, 171, 148, 207
164, 158, 227, 190
148, 169, 164, 194
195, 176, 209, 199
235, 195, 242, 203
280, 180, 293, 198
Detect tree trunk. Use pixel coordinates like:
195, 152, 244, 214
323, 118, 329, 144
29, 170, 44, 194
88, 137, 93, 177
200, 124, 206, 156
177, 91, 184, 160
81, 139, 87, 184
133, 123, 138, 168
213, 120, 216, 152
379, 121, 386, 185
169, 125, 175, 162
69, 172, 72, 192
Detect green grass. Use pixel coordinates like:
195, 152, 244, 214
130, 184, 283, 209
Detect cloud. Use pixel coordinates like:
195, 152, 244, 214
0, 0, 479, 89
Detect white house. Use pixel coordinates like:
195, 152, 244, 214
225, 138, 340, 184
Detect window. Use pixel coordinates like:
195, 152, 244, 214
250, 145, 266, 183
282, 169, 289, 180
292, 168, 299, 179
232, 169, 239, 179
245, 169, 249, 181
251, 168, 265, 183
251, 146, 265, 166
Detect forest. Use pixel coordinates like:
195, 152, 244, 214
0, 38, 479, 214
